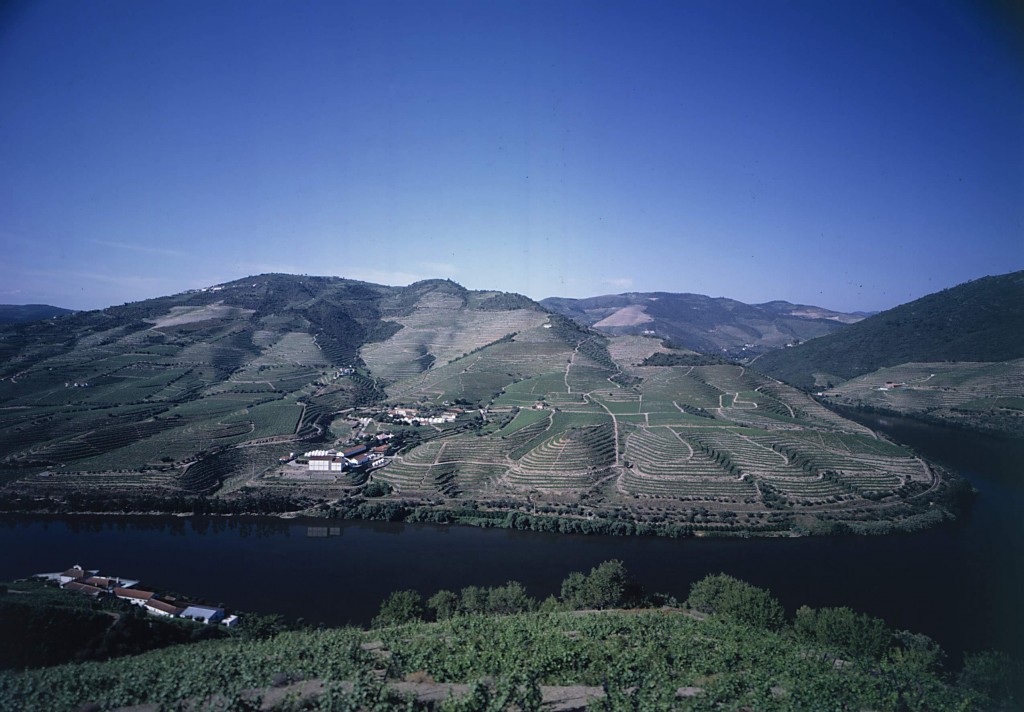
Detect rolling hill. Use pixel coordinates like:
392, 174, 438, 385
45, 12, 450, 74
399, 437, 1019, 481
1, 571, 990, 712
0, 274, 961, 536
754, 271, 1024, 390
0, 304, 73, 325
819, 359, 1024, 437
541, 292, 863, 359
0, 275, 547, 496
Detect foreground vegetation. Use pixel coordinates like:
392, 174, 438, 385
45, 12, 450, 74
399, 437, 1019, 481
1, 564, 1020, 711
0, 579, 229, 669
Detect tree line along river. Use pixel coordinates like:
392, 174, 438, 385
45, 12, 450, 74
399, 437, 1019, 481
1, 411, 1020, 664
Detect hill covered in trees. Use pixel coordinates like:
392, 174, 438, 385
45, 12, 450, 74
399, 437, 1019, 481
754, 271, 1024, 390
0, 304, 73, 325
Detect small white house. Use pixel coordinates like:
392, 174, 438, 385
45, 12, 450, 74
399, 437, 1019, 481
181, 605, 225, 625
306, 450, 345, 472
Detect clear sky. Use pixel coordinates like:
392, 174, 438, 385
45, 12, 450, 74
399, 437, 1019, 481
1, 0, 1021, 313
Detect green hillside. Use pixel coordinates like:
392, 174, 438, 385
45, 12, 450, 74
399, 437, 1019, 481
754, 271, 1024, 390
0, 275, 546, 498
1, 568, 1013, 711
0, 275, 965, 536
0, 304, 73, 325
820, 359, 1024, 437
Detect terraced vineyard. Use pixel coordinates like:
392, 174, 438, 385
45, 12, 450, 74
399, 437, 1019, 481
349, 318, 950, 535
0, 274, 960, 535
820, 358, 1024, 436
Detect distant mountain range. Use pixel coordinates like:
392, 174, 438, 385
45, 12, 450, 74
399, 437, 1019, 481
0, 304, 73, 325
541, 293, 864, 358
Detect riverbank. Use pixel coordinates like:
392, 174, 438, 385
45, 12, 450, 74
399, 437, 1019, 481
0, 461, 968, 540
0, 492, 962, 539
826, 400, 1024, 440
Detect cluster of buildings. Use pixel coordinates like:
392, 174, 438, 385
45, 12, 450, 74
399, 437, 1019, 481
38, 565, 238, 626
305, 443, 389, 472
389, 406, 460, 425
878, 381, 906, 391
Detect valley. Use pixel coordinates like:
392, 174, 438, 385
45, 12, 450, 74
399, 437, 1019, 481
0, 275, 959, 537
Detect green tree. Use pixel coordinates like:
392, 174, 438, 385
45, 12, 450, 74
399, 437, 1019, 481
687, 573, 785, 630
485, 581, 534, 615
237, 613, 287, 640
559, 571, 589, 610
459, 585, 488, 615
794, 605, 892, 660
559, 560, 639, 610
427, 590, 459, 621
372, 589, 423, 628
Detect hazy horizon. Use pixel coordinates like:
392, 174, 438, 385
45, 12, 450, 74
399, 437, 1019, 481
2, 0, 1021, 313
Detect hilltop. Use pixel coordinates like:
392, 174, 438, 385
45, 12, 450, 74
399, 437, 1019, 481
0, 304, 73, 325
0, 274, 963, 536
541, 292, 863, 359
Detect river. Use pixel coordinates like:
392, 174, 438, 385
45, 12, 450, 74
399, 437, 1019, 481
1, 412, 1021, 663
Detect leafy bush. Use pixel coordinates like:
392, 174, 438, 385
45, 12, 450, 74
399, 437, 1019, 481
686, 573, 785, 630
363, 480, 391, 498
559, 559, 641, 610
372, 590, 424, 628
794, 605, 892, 660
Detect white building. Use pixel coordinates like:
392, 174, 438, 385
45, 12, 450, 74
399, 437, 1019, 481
306, 449, 345, 472
145, 599, 184, 617
181, 605, 225, 625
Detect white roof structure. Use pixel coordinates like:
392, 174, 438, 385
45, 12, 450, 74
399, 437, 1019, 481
181, 605, 225, 624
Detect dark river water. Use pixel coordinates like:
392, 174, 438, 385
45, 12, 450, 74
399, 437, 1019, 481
1, 412, 1021, 663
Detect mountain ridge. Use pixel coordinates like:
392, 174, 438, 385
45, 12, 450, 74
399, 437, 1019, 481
541, 292, 864, 358
753, 270, 1024, 390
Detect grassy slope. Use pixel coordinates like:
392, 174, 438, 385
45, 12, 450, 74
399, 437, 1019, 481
0, 276, 547, 496
0, 275, 969, 537
754, 271, 1024, 390
364, 322, 946, 536
822, 359, 1024, 437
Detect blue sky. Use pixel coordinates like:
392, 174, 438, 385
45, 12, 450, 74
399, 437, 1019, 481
1, 0, 1021, 312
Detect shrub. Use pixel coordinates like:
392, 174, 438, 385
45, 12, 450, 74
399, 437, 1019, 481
372, 590, 423, 628
559, 560, 641, 610
427, 590, 459, 621
794, 605, 892, 659
687, 573, 785, 630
